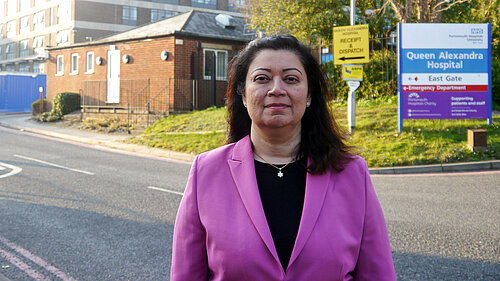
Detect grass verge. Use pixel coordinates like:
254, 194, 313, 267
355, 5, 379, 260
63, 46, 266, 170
127, 100, 499, 167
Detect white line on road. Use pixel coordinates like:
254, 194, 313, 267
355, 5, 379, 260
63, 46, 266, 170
147, 186, 184, 196
0, 236, 76, 281
0, 248, 50, 281
0, 162, 22, 179
13, 154, 95, 175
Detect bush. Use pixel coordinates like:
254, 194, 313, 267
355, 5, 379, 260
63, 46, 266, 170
31, 99, 52, 115
39, 112, 61, 122
492, 58, 500, 106
51, 92, 80, 117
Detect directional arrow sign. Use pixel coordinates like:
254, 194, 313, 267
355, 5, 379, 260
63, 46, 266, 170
333, 24, 369, 65
0, 162, 22, 179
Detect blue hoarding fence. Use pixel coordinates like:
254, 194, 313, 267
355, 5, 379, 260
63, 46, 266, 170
0, 72, 47, 113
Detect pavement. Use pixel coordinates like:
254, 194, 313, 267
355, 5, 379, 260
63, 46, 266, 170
0, 113, 498, 174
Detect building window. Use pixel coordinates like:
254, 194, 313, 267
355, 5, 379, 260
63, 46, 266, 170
203, 49, 228, 81
34, 0, 44, 6
0, 46, 3, 60
33, 35, 44, 49
56, 29, 70, 45
0, 25, 3, 39
0, 1, 4, 18
7, 0, 16, 15
20, 0, 31, 11
6, 65, 16, 71
58, 2, 71, 24
151, 9, 177, 22
229, 0, 245, 12
86, 51, 94, 73
20, 16, 30, 34
192, 0, 216, 9
19, 63, 30, 72
6, 43, 16, 59
20, 39, 29, 57
56, 55, 64, 75
70, 53, 78, 74
34, 61, 44, 73
7, 20, 16, 37
151, 0, 178, 4
34, 11, 45, 31
122, 6, 137, 26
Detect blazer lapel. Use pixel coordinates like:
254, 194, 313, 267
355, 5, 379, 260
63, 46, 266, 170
287, 166, 331, 269
227, 136, 281, 265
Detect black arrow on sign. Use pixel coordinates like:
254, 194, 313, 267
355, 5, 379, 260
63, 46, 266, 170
339, 56, 365, 61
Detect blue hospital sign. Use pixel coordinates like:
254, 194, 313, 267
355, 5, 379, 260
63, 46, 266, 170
397, 23, 492, 132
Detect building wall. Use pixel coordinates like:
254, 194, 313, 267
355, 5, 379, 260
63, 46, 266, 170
0, 0, 241, 73
47, 35, 247, 111
47, 36, 176, 103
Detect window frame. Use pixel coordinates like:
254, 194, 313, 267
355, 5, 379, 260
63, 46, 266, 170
5, 42, 15, 59
70, 53, 78, 74
6, 20, 16, 37
19, 39, 29, 57
203, 49, 228, 81
20, 16, 30, 34
122, 6, 137, 26
34, 11, 45, 31
56, 55, 64, 75
58, 2, 71, 24
85, 51, 94, 74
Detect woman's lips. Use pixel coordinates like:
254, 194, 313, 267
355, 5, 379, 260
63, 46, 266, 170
265, 103, 289, 109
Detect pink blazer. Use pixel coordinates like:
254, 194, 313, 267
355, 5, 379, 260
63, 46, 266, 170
171, 135, 396, 281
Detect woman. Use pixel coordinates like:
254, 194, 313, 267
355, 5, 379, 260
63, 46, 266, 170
171, 35, 396, 281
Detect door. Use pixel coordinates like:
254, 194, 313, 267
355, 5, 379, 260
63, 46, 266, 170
107, 49, 120, 103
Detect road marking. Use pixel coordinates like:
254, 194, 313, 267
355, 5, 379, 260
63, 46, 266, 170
0, 162, 22, 179
0, 248, 50, 281
147, 186, 184, 196
13, 154, 94, 175
0, 236, 77, 281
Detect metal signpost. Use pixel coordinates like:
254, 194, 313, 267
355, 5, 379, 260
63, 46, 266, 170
398, 23, 492, 133
333, 24, 369, 133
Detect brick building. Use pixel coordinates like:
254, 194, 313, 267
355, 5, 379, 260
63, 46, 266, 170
46, 9, 253, 120
0, 0, 244, 73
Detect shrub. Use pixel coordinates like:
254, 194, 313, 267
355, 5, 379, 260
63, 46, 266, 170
39, 112, 61, 122
51, 92, 80, 117
31, 99, 52, 115
492, 58, 499, 106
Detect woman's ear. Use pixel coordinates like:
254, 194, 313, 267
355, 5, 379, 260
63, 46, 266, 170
242, 95, 247, 107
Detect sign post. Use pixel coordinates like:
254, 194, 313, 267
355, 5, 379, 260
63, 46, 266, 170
398, 23, 492, 133
334, 24, 369, 133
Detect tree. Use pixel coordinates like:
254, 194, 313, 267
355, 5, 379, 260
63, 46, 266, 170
386, 0, 471, 23
241, 0, 393, 44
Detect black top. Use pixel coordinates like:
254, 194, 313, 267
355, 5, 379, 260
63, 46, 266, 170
254, 158, 307, 271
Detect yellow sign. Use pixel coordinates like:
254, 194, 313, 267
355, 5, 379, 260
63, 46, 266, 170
333, 24, 369, 65
342, 64, 363, 81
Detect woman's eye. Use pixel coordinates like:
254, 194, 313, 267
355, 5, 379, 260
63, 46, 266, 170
285, 76, 299, 83
254, 76, 268, 82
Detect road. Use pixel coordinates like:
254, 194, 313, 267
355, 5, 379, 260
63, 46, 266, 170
1, 125, 499, 280
0, 126, 190, 280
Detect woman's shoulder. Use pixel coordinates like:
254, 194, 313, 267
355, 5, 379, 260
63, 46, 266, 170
335, 154, 369, 175
197, 142, 237, 164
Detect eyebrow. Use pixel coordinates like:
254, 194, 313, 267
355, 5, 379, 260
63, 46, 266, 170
250, 67, 303, 75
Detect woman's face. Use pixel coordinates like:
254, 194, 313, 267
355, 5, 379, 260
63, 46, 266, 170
243, 49, 310, 132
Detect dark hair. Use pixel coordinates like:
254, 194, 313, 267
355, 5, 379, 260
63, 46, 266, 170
226, 34, 353, 174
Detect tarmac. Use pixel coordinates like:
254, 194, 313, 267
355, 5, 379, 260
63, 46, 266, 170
0, 113, 499, 174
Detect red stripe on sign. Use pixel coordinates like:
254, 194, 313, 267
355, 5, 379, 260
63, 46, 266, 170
402, 85, 488, 92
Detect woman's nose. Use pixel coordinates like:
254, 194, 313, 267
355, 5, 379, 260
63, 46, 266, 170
267, 77, 286, 96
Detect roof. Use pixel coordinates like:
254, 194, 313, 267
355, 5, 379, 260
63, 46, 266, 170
48, 9, 254, 50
